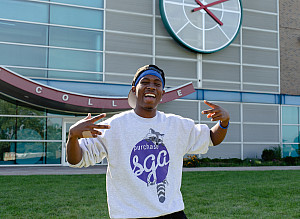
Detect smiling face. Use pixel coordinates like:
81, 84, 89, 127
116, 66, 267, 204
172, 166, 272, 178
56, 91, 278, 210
132, 74, 165, 118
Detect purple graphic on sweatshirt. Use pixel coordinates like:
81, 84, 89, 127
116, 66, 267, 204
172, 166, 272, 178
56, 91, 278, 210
130, 139, 169, 185
130, 129, 169, 203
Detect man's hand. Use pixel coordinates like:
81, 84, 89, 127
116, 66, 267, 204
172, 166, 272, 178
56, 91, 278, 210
67, 113, 110, 165
201, 100, 230, 145
201, 100, 230, 127
69, 113, 111, 139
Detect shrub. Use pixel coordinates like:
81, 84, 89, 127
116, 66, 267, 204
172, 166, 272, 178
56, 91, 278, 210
262, 149, 275, 161
201, 158, 211, 163
229, 158, 243, 164
261, 146, 281, 161
183, 155, 201, 167
283, 156, 297, 165
243, 158, 262, 166
183, 157, 245, 167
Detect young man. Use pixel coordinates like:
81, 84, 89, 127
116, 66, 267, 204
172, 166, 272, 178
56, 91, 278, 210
67, 65, 230, 219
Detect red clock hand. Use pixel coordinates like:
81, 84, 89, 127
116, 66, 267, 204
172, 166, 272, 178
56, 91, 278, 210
192, 0, 229, 12
192, 0, 228, 26
194, 0, 223, 25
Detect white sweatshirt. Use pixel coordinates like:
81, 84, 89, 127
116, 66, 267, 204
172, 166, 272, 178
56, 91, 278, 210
70, 110, 213, 219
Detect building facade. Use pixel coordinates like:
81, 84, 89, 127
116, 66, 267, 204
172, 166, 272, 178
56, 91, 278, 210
0, 0, 299, 166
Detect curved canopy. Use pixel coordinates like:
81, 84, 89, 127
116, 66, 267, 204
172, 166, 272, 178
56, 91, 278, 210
0, 66, 195, 114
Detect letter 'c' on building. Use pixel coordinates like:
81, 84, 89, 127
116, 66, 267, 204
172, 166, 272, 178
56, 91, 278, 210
36, 86, 42, 94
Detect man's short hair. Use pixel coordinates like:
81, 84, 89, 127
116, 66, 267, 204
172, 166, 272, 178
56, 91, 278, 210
131, 64, 165, 87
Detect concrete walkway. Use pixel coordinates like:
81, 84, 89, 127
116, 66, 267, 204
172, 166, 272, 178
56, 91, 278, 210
0, 165, 300, 176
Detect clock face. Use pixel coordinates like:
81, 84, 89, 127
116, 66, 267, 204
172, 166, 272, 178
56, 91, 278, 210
159, 0, 242, 53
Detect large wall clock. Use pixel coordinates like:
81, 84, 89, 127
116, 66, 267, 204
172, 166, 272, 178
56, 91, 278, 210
159, 0, 242, 53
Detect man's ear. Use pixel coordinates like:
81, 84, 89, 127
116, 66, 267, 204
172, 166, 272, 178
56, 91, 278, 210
131, 86, 136, 94
162, 90, 166, 96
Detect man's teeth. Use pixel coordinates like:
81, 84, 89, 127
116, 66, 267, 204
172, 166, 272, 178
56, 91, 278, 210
145, 94, 156, 97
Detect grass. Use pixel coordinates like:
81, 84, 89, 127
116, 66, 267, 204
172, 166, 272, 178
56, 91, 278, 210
1, 171, 300, 218
182, 171, 300, 218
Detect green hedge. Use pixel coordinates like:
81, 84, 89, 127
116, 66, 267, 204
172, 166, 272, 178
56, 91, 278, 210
183, 155, 300, 167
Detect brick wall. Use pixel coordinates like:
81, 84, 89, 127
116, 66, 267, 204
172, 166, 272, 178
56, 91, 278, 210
280, 0, 300, 95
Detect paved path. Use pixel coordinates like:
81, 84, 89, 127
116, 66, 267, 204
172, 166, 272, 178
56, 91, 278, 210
0, 165, 300, 176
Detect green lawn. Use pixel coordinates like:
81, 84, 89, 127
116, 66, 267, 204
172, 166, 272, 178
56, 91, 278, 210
1, 170, 300, 218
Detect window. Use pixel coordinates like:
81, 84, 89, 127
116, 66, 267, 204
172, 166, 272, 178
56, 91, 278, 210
0, 0, 104, 83
0, 99, 64, 165
282, 106, 300, 157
